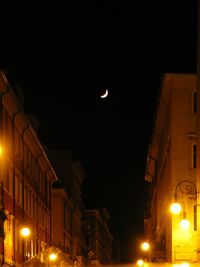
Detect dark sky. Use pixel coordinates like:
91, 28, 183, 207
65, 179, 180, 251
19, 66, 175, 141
0, 1, 197, 263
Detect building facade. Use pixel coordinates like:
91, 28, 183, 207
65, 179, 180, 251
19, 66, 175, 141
0, 71, 58, 266
48, 150, 85, 267
0, 71, 115, 267
82, 208, 113, 266
144, 74, 199, 263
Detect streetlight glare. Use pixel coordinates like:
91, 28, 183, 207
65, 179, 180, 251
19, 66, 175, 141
136, 259, 144, 266
181, 263, 190, 267
172, 263, 190, 267
140, 242, 150, 251
49, 253, 57, 261
21, 227, 30, 237
170, 203, 182, 214
0, 146, 3, 156
180, 219, 190, 229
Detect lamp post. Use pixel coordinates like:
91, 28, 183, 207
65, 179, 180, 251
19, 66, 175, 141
140, 241, 150, 262
136, 259, 144, 266
20, 227, 31, 262
48, 252, 58, 267
170, 180, 197, 227
170, 180, 198, 262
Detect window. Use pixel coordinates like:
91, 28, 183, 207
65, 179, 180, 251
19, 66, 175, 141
30, 193, 34, 217
15, 175, 22, 205
8, 168, 13, 195
4, 165, 9, 192
193, 144, 197, 169
4, 167, 13, 195
33, 198, 37, 219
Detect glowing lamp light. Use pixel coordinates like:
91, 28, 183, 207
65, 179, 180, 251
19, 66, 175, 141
173, 264, 190, 267
181, 263, 190, 267
49, 253, 57, 261
180, 219, 190, 229
136, 259, 144, 266
141, 242, 150, 251
170, 203, 182, 214
0, 146, 3, 156
21, 227, 30, 237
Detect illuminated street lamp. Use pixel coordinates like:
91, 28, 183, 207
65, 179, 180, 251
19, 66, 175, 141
172, 263, 190, 267
180, 218, 190, 229
48, 252, 58, 266
20, 227, 31, 261
171, 180, 197, 222
136, 259, 144, 266
0, 145, 3, 156
49, 252, 57, 261
20, 227, 31, 237
170, 202, 182, 214
171, 180, 197, 262
139, 241, 151, 262
140, 242, 150, 252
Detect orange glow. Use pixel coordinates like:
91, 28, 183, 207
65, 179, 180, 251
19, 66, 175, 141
20, 227, 30, 237
180, 219, 190, 229
136, 259, 144, 266
172, 263, 190, 267
170, 203, 182, 214
181, 263, 190, 267
140, 242, 150, 251
49, 253, 57, 261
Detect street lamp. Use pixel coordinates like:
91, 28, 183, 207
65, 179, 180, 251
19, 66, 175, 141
20, 227, 31, 237
170, 202, 182, 214
0, 144, 3, 157
170, 180, 197, 226
136, 259, 144, 266
48, 252, 58, 267
140, 242, 150, 252
139, 241, 150, 262
170, 180, 198, 262
49, 252, 57, 261
20, 227, 31, 261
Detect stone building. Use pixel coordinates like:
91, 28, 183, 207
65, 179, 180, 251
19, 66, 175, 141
0, 71, 58, 266
48, 150, 85, 266
0, 70, 114, 267
82, 208, 113, 265
144, 74, 199, 263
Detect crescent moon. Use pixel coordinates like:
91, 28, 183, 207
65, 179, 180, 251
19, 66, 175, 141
100, 89, 108, 98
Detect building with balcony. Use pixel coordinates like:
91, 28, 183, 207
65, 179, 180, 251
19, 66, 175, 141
82, 208, 113, 265
144, 74, 198, 263
0, 71, 58, 266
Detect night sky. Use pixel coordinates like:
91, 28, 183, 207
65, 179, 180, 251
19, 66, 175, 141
0, 1, 197, 263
